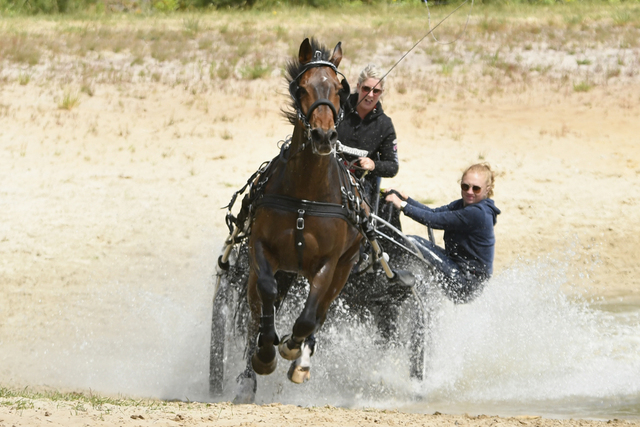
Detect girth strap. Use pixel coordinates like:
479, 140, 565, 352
254, 193, 357, 273
254, 194, 352, 221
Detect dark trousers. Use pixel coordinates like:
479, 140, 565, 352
409, 235, 486, 304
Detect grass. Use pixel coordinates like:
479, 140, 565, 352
0, 386, 211, 417
0, 3, 637, 81
0, 386, 133, 408
58, 89, 80, 110
240, 61, 272, 79
0, 3, 636, 112
573, 80, 593, 92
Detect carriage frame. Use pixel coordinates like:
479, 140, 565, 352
209, 182, 442, 398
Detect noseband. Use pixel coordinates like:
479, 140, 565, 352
289, 51, 350, 140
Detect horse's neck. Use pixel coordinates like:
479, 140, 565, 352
274, 129, 341, 203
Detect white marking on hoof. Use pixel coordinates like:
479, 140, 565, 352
287, 342, 313, 384
288, 364, 311, 384
278, 335, 302, 361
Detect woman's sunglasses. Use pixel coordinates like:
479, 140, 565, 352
461, 183, 483, 194
360, 85, 383, 95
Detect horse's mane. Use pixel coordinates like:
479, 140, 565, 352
282, 38, 332, 125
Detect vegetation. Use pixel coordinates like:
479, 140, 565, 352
0, 386, 147, 408
0, 2, 637, 100
0, 0, 640, 14
0, 1, 637, 113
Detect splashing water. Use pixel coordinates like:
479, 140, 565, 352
1, 239, 638, 420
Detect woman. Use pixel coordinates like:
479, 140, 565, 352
337, 64, 399, 208
385, 163, 501, 303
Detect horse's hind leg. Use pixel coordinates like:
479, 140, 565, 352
234, 358, 258, 404
248, 243, 279, 376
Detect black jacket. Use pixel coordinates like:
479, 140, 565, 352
403, 198, 501, 278
336, 93, 399, 181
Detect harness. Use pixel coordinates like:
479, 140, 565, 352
222, 54, 366, 273
223, 137, 366, 273
288, 50, 350, 140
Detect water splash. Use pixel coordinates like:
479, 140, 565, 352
2, 241, 639, 419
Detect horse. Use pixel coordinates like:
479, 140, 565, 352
232, 38, 365, 404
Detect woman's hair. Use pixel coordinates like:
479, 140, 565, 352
462, 163, 495, 198
357, 64, 385, 89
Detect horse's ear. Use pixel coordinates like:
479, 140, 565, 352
298, 38, 313, 64
330, 41, 343, 68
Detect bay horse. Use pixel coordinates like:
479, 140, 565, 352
233, 38, 365, 403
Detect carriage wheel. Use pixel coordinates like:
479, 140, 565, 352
408, 298, 427, 380
209, 278, 236, 396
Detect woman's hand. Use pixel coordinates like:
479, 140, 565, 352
385, 188, 408, 201
384, 188, 408, 209
385, 193, 403, 209
357, 157, 375, 171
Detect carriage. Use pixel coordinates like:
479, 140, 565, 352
208, 38, 444, 404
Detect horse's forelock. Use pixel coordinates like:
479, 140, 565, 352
285, 38, 331, 84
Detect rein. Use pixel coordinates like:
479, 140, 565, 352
351, 0, 472, 113
224, 139, 365, 273
254, 149, 364, 272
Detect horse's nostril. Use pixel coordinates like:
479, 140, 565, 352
310, 128, 338, 144
327, 129, 338, 143
310, 129, 322, 142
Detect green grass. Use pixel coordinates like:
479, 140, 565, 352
240, 61, 272, 79
573, 80, 593, 92
58, 89, 80, 110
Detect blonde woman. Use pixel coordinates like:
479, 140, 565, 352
385, 163, 501, 303
337, 63, 399, 207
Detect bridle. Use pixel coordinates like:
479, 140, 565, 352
288, 50, 350, 144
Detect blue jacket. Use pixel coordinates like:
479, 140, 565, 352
403, 198, 501, 277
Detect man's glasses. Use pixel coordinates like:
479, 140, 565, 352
360, 85, 383, 95
461, 183, 483, 194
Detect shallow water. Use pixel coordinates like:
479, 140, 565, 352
1, 240, 639, 420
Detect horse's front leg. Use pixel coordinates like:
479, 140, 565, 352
286, 334, 316, 384
277, 262, 335, 362
281, 246, 360, 383
249, 241, 280, 376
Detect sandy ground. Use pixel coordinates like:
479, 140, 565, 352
1, 399, 639, 427
1, 21, 640, 426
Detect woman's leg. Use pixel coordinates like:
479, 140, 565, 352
408, 236, 483, 304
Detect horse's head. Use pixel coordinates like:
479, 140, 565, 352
286, 38, 350, 156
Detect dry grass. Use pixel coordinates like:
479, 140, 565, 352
0, 3, 638, 99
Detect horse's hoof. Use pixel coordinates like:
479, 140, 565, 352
278, 335, 302, 361
251, 352, 277, 375
233, 371, 257, 404
287, 362, 311, 384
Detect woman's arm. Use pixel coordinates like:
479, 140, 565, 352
371, 137, 398, 177
403, 202, 483, 231
368, 117, 398, 178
